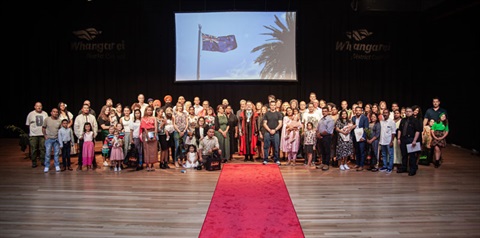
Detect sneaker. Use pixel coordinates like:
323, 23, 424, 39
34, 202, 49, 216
322, 165, 329, 171
276, 161, 281, 166
340, 164, 345, 170
114, 167, 118, 172
55, 166, 61, 172
386, 169, 392, 173
103, 161, 109, 167
118, 166, 122, 171
379, 167, 388, 171
343, 164, 350, 170
44, 167, 49, 173
263, 161, 268, 165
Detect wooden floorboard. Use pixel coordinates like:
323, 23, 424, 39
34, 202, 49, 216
0, 138, 479, 237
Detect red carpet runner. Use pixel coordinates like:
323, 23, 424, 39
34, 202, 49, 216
199, 164, 304, 238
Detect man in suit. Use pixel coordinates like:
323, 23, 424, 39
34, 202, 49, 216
351, 106, 369, 171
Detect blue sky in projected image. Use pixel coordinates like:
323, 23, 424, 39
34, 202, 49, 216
175, 12, 292, 81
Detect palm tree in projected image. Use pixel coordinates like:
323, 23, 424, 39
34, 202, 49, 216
251, 12, 296, 80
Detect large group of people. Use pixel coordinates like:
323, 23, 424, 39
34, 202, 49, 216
26, 93, 449, 176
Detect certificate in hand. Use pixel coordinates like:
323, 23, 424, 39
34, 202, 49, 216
406, 142, 421, 153
354, 128, 364, 142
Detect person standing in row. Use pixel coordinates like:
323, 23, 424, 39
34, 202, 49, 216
26, 102, 48, 168
43, 108, 62, 173
74, 104, 98, 171
316, 107, 335, 170
351, 106, 369, 171
239, 101, 258, 162
430, 112, 449, 168
140, 106, 158, 171
262, 100, 283, 165
58, 119, 73, 171
129, 109, 143, 170
81, 122, 95, 170
423, 97, 447, 126
378, 109, 396, 173
397, 107, 423, 176
214, 105, 230, 163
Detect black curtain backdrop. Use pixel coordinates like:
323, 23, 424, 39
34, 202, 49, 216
3, 0, 479, 152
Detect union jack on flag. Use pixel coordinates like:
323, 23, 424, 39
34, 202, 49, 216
202, 33, 237, 53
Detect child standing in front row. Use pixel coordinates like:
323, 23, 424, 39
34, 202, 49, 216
102, 126, 115, 167
110, 130, 124, 172
82, 122, 95, 170
58, 119, 73, 171
303, 122, 317, 168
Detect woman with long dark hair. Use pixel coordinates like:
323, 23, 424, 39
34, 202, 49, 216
430, 113, 449, 168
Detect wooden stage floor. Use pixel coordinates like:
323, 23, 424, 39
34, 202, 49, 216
0, 138, 479, 237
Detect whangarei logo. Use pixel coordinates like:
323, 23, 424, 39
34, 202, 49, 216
346, 29, 373, 41
336, 28, 391, 60
71, 28, 126, 59
72, 28, 102, 41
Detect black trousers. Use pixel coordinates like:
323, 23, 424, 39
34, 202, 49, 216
320, 135, 332, 165
400, 137, 418, 173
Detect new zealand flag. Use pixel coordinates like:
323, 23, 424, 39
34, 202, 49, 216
202, 33, 237, 53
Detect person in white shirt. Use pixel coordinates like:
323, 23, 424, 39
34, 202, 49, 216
193, 96, 203, 116
74, 104, 98, 170
379, 108, 397, 173
25, 102, 48, 168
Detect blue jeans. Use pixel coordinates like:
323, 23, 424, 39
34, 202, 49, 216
44, 138, 60, 168
354, 141, 366, 167
381, 144, 394, 170
263, 132, 280, 162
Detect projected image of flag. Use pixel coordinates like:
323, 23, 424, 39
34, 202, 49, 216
202, 33, 237, 53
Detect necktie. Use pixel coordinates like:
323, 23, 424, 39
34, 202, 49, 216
402, 118, 409, 136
